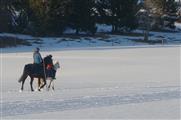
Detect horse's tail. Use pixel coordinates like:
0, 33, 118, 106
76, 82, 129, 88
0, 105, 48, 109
18, 64, 29, 83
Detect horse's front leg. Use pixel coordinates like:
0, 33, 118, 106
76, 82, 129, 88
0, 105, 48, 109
30, 77, 34, 92
20, 80, 25, 92
38, 78, 41, 91
38, 78, 41, 88
40, 77, 46, 89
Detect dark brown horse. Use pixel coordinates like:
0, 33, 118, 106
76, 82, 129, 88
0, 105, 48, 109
18, 55, 52, 92
18, 63, 46, 92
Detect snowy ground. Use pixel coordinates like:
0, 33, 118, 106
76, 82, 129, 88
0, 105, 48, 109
1, 23, 181, 119
1, 45, 180, 119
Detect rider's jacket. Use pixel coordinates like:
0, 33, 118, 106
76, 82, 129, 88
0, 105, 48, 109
33, 52, 42, 64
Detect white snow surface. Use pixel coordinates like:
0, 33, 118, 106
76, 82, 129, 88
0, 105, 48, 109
175, 22, 181, 30
1, 45, 181, 119
1, 24, 181, 119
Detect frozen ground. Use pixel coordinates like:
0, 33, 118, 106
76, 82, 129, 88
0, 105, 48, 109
1, 46, 180, 119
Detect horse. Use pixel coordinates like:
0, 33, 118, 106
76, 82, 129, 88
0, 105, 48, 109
18, 63, 46, 92
18, 55, 52, 92
38, 61, 60, 91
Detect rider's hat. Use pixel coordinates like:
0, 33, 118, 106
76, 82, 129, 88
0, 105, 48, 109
49, 54, 52, 58
34, 47, 40, 52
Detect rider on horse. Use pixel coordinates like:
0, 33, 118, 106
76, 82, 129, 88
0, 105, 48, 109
33, 48, 56, 79
33, 47, 42, 64
18, 49, 59, 91
33, 47, 43, 75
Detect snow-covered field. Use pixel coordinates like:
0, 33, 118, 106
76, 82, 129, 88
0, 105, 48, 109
1, 45, 180, 119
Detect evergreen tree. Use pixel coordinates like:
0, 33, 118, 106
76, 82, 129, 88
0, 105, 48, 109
95, 0, 111, 24
144, 0, 177, 15
165, 0, 177, 14
28, 0, 48, 35
42, 0, 69, 35
95, 0, 138, 33
11, 0, 31, 33
144, 0, 178, 29
0, 0, 16, 32
68, 0, 97, 35
13, 0, 69, 35
110, 0, 138, 32
7, 0, 48, 35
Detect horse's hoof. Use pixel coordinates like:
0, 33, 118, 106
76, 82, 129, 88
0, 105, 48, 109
35, 88, 38, 92
19, 90, 23, 92
38, 88, 43, 92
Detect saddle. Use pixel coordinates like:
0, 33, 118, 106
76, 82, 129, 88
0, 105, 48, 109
32, 64, 44, 76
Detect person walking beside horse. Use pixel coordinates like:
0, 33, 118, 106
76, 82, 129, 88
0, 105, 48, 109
42, 55, 58, 90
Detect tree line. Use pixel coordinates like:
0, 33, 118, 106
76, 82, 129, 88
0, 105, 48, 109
0, 0, 179, 36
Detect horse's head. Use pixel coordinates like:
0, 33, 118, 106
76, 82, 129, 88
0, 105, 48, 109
54, 61, 60, 70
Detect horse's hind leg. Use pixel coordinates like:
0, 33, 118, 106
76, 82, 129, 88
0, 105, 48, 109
38, 78, 41, 91
30, 77, 34, 92
20, 80, 25, 91
19, 70, 28, 92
